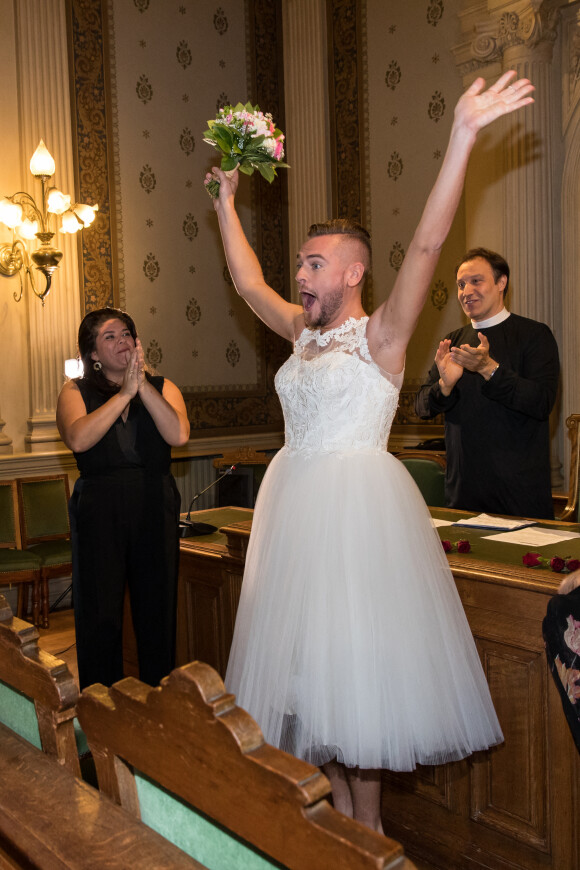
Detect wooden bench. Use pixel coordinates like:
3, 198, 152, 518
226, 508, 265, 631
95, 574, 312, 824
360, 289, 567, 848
78, 661, 416, 870
0, 722, 204, 869
0, 594, 204, 867
0, 593, 81, 776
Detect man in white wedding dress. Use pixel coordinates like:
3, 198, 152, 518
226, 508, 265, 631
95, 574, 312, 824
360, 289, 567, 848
204, 72, 534, 834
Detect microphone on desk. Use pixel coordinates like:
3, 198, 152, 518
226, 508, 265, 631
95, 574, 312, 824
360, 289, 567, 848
178, 465, 237, 537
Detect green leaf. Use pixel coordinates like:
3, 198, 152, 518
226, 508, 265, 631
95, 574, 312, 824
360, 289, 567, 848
221, 156, 239, 171
238, 163, 255, 176
258, 163, 275, 183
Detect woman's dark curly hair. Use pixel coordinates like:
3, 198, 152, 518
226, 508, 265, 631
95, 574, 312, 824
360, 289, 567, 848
76, 307, 152, 396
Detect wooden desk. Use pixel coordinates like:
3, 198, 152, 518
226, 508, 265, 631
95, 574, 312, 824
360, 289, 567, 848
177, 507, 252, 675
179, 506, 580, 870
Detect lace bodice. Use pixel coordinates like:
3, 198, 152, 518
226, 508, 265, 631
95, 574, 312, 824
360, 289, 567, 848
275, 317, 402, 455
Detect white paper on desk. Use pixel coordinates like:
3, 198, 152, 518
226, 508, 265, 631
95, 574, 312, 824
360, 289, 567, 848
431, 518, 454, 527
452, 513, 536, 531
485, 526, 580, 546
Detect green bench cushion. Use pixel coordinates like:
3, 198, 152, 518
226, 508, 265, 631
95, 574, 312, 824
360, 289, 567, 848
0, 680, 42, 749
135, 771, 284, 870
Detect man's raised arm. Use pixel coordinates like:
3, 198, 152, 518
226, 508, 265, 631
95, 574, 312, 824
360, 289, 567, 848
205, 166, 302, 342
367, 72, 535, 374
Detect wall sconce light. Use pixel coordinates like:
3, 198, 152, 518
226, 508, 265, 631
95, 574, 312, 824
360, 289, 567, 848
0, 140, 98, 305
64, 358, 84, 379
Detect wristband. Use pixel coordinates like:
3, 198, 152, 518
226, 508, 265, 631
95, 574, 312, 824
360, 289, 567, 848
487, 364, 499, 379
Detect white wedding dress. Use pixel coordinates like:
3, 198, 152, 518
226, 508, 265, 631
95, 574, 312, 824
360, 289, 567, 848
225, 317, 503, 770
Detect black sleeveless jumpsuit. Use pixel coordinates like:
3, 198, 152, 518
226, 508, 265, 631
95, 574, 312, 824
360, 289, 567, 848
69, 376, 180, 689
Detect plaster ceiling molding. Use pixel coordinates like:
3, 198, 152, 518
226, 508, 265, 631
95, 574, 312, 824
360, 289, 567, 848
561, 4, 580, 132
453, 0, 560, 77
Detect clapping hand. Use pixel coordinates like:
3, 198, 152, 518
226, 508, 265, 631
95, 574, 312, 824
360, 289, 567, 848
435, 339, 463, 395
120, 341, 145, 398
449, 333, 498, 379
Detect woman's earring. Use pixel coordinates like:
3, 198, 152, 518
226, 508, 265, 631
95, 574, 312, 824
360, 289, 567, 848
93, 361, 102, 372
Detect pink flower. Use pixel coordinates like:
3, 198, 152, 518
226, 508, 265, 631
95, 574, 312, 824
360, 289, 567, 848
564, 615, 580, 655
555, 655, 580, 702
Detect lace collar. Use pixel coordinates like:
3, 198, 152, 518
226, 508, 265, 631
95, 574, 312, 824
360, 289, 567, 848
297, 316, 369, 347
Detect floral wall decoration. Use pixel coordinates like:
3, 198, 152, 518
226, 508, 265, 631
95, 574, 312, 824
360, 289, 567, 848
427, 0, 444, 28
139, 165, 156, 193
389, 242, 405, 272
146, 339, 162, 368
428, 90, 446, 122
385, 61, 402, 91
186, 298, 202, 327
214, 7, 229, 36
431, 280, 449, 312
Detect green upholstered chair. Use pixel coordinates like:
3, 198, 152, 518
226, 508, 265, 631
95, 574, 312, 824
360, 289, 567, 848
16, 474, 72, 628
0, 479, 43, 626
395, 450, 447, 507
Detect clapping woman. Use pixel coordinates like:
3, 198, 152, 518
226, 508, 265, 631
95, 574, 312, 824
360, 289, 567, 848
57, 307, 190, 689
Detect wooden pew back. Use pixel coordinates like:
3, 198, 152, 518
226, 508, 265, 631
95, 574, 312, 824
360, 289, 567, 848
78, 661, 415, 870
0, 721, 204, 869
0, 593, 81, 776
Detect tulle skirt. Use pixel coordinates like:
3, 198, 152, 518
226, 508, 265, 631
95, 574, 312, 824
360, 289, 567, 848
225, 448, 503, 770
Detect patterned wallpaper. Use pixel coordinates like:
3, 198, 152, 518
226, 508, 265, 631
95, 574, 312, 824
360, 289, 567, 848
365, 0, 464, 425
68, 0, 288, 436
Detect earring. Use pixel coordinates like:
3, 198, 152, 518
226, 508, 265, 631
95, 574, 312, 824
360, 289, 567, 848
93, 361, 102, 372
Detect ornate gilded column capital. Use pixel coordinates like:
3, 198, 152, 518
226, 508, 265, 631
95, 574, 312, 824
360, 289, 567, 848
561, 3, 580, 131
454, 1, 561, 77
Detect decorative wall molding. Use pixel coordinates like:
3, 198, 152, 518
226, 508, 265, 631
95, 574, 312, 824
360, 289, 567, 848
453, 0, 560, 75
67, 0, 115, 310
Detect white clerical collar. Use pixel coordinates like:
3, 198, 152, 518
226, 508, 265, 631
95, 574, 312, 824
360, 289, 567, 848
472, 308, 510, 330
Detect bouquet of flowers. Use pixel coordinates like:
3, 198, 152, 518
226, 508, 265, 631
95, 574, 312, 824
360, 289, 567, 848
203, 102, 288, 198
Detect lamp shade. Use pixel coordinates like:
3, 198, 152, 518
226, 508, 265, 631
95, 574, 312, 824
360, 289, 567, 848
0, 199, 23, 228
47, 190, 71, 214
18, 218, 39, 239
29, 140, 55, 177
73, 203, 98, 226
60, 212, 83, 234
